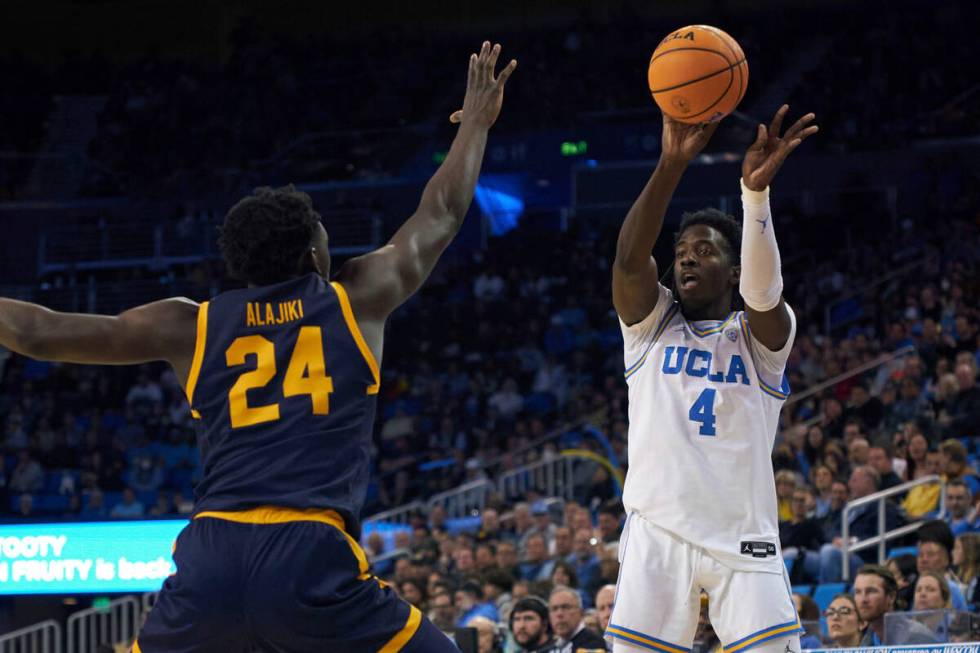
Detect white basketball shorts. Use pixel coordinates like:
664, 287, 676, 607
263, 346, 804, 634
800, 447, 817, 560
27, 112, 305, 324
605, 512, 802, 653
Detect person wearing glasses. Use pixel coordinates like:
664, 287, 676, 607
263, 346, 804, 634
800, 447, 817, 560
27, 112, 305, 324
824, 595, 863, 648
547, 586, 607, 652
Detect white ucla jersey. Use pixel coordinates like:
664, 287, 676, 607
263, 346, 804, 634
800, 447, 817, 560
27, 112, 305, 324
619, 284, 796, 572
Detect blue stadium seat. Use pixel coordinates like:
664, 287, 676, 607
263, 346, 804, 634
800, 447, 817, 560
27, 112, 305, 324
812, 583, 847, 612
888, 545, 917, 559
36, 494, 70, 513
792, 584, 813, 597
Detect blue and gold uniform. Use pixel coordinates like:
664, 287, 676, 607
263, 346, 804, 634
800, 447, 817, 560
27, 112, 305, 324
136, 274, 455, 653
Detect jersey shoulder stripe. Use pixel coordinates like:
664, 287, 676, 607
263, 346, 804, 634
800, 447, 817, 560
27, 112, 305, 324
624, 303, 680, 380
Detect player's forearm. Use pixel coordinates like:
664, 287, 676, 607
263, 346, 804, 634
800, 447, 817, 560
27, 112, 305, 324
614, 156, 687, 272
738, 180, 783, 311
418, 122, 490, 231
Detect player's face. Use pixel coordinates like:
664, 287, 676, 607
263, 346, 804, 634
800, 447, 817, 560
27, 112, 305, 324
511, 612, 546, 646
310, 222, 330, 278
673, 225, 738, 311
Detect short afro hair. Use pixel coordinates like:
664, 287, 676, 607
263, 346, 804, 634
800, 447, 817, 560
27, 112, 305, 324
674, 207, 742, 263
218, 185, 321, 285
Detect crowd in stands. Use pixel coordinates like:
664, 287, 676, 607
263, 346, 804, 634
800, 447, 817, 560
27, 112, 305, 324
1, 1, 976, 199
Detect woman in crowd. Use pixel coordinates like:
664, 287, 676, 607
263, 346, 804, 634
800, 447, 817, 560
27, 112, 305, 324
914, 571, 952, 611
825, 594, 864, 648
954, 533, 980, 610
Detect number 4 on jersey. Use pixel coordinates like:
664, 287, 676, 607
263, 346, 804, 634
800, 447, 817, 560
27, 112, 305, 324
688, 388, 717, 436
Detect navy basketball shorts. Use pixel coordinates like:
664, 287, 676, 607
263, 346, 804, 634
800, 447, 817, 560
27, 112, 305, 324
134, 507, 458, 653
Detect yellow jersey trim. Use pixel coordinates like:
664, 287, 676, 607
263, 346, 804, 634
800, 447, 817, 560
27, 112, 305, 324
132, 640, 143, 653
330, 281, 380, 394
379, 605, 422, 653
184, 301, 209, 418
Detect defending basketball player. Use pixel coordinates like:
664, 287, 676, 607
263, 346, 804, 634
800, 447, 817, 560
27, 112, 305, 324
608, 105, 817, 653
0, 42, 515, 652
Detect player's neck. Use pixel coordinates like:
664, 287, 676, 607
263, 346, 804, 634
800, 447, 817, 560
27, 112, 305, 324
681, 297, 731, 322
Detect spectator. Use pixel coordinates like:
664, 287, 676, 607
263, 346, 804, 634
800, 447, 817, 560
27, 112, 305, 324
940, 362, 980, 437
780, 487, 826, 583
512, 502, 535, 556
510, 596, 555, 653
547, 586, 606, 652
16, 494, 34, 519
594, 584, 615, 634
913, 571, 951, 611
568, 529, 600, 591
9, 451, 43, 494
79, 489, 108, 518
110, 488, 145, 518
847, 381, 884, 431
868, 442, 902, 491
853, 565, 935, 645
819, 466, 904, 583
596, 502, 622, 554
399, 579, 426, 610
791, 593, 823, 649
529, 502, 557, 549
488, 378, 524, 419
474, 543, 496, 572
848, 437, 871, 470
938, 439, 980, 496
496, 540, 520, 578
477, 508, 506, 543
482, 568, 515, 625
887, 553, 919, 611
518, 533, 555, 582
824, 594, 863, 648
148, 492, 173, 517
811, 464, 835, 518
905, 432, 931, 482
428, 590, 457, 632
774, 469, 798, 521
820, 480, 849, 543
553, 526, 573, 559
467, 616, 503, 653
455, 580, 499, 626
916, 520, 969, 611
549, 561, 588, 608
943, 480, 977, 536
953, 533, 980, 609
902, 451, 943, 518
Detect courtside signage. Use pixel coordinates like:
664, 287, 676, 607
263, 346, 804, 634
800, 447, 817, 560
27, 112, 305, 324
0, 520, 186, 594
807, 646, 980, 653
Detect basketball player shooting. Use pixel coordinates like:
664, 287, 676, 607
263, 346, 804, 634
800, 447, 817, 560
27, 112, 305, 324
0, 42, 514, 653
607, 105, 818, 653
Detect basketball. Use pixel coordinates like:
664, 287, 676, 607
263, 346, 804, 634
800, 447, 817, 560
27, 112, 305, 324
648, 25, 748, 124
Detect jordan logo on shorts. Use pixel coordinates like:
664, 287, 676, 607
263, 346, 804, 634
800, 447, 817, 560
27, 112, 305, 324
739, 541, 776, 558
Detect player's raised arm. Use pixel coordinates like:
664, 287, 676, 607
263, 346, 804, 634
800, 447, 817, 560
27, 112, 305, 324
613, 115, 718, 325
337, 42, 516, 322
0, 297, 198, 379
739, 104, 818, 350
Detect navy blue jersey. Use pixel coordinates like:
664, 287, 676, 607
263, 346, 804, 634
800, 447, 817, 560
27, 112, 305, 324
185, 273, 379, 537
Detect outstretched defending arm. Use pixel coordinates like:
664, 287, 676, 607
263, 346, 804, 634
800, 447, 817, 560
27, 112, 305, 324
739, 104, 818, 350
0, 297, 199, 381
613, 115, 718, 325
338, 42, 516, 322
